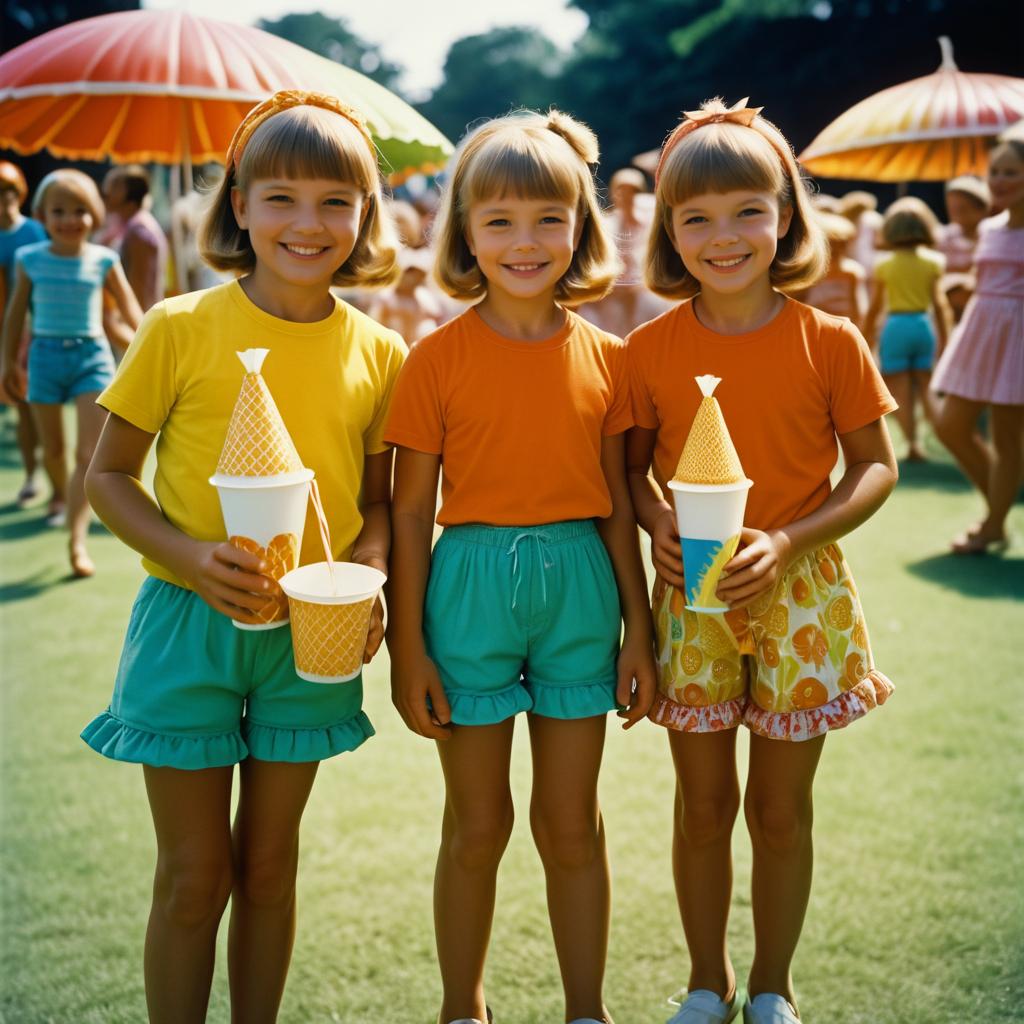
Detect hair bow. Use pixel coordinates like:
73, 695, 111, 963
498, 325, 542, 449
227, 90, 376, 170
655, 98, 765, 185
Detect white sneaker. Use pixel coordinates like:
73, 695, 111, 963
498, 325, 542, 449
743, 993, 799, 1023
667, 989, 741, 1023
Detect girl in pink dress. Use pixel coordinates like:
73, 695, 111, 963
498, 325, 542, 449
932, 135, 1024, 553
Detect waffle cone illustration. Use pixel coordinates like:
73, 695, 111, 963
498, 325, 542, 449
210, 349, 313, 630
667, 375, 752, 613
280, 562, 387, 683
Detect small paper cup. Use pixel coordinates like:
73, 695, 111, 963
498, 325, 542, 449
667, 478, 752, 613
211, 470, 314, 631
279, 562, 387, 683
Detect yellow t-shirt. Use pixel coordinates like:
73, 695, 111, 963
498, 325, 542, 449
874, 248, 945, 312
99, 280, 406, 588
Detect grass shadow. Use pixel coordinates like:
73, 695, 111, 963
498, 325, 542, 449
894, 458, 976, 493
0, 567, 66, 602
905, 551, 1024, 601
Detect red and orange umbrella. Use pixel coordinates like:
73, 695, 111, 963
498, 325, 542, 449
0, 9, 452, 184
799, 38, 1024, 182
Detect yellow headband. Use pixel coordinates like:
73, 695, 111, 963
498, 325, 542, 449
227, 90, 377, 171
654, 98, 787, 186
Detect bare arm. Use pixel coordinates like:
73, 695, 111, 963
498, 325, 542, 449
595, 431, 656, 727
864, 280, 885, 353
105, 262, 144, 331
1, 266, 31, 400
350, 448, 393, 662
85, 412, 277, 623
716, 418, 898, 608
625, 425, 684, 588
387, 446, 451, 739
930, 277, 951, 355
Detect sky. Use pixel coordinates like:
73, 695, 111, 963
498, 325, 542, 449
143, 0, 589, 98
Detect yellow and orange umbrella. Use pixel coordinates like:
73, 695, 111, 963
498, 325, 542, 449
799, 38, 1024, 182
0, 9, 452, 185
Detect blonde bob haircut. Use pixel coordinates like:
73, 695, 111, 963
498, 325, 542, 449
646, 99, 827, 299
32, 169, 105, 227
881, 197, 938, 249
200, 104, 399, 289
432, 109, 620, 305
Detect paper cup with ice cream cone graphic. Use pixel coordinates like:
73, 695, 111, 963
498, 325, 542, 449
280, 562, 386, 683
210, 348, 312, 630
668, 375, 752, 613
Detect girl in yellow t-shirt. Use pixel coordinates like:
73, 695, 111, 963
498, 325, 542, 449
386, 111, 656, 1024
866, 197, 951, 461
80, 92, 404, 1020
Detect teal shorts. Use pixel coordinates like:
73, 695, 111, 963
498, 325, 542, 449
81, 576, 373, 770
879, 312, 936, 373
423, 520, 621, 726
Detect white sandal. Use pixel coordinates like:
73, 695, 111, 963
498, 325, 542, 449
667, 988, 741, 1023
743, 993, 799, 1023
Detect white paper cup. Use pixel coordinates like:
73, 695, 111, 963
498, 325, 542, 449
210, 470, 314, 630
667, 478, 753, 613
279, 562, 387, 683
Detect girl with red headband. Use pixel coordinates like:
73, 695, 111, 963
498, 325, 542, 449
626, 98, 899, 1024
80, 91, 404, 1021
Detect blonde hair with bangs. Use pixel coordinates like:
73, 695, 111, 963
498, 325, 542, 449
432, 110, 620, 305
32, 169, 105, 228
645, 99, 827, 299
200, 104, 399, 288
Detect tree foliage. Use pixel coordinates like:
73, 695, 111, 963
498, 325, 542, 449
258, 11, 402, 90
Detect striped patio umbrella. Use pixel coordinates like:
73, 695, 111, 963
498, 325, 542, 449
0, 9, 452, 185
798, 38, 1024, 182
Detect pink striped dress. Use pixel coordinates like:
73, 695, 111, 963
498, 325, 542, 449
931, 224, 1024, 405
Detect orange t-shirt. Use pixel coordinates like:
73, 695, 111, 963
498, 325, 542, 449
384, 307, 633, 526
627, 298, 897, 532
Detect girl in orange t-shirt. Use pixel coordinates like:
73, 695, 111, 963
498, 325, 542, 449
625, 99, 899, 1024
386, 110, 656, 1024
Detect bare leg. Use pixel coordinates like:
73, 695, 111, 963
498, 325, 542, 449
15, 400, 39, 492
228, 757, 319, 1024
435, 721, 516, 1024
667, 728, 740, 1002
977, 403, 1024, 543
67, 392, 106, 576
932, 394, 990, 495
29, 401, 67, 511
143, 765, 234, 1024
883, 373, 919, 458
915, 370, 939, 447
745, 732, 826, 1011
529, 713, 610, 1022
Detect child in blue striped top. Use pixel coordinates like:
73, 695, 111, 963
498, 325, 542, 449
0, 169, 142, 577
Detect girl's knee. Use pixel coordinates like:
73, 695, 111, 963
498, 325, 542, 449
154, 853, 233, 928
745, 791, 813, 855
446, 801, 514, 872
675, 787, 740, 849
530, 804, 604, 870
236, 842, 300, 909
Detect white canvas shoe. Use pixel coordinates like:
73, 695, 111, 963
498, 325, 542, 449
743, 993, 799, 1023
667, 988, 741, 1023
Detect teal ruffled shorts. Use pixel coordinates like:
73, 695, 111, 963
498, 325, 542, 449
81, 576, 373, 770
424, 520, 621, 726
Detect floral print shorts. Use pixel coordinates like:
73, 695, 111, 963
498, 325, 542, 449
650, 542, 893, 742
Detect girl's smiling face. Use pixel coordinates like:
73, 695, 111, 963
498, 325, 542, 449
43, 185, 95, 253
668, 189, 792, 298
988, 145, 1024, 213
231, 176, 366, 293
464, 195, 581, 305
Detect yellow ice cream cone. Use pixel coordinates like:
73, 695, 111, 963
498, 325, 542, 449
673, 375, 745, 485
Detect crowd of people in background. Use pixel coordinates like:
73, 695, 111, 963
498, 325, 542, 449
0, 124, 1021, 577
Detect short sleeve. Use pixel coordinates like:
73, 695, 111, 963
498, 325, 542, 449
626, 331, 660, 430
362, 332, 408, 455
824, 319, 898, 435
97, 303, 178, 434
602, 341, 634, 435
382, 340, 445, 455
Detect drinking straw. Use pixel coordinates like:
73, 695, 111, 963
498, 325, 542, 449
308, 478, 337, 595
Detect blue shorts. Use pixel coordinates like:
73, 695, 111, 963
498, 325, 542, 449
424, 520, 622, 726
81, 577, 373, 770
879, 313, 936, 374
27, 335, 115, 404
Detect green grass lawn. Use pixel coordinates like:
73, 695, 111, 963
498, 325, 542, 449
1, 416, 1021, 1024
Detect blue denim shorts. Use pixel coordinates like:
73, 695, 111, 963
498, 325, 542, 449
27, 335, 115, 404
423, 520, 622, 726
879, 313, 936, 374
81, 577, 374, 769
